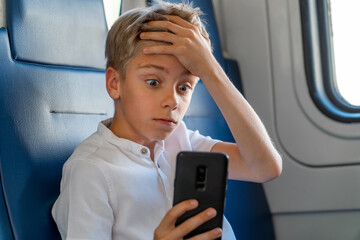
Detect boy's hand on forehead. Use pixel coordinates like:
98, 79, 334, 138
140, 15, 217, 80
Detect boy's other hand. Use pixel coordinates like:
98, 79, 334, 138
139, 15, 217, 81
154, 199, 222, 240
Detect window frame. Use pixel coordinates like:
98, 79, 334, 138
300, 0, 360, 123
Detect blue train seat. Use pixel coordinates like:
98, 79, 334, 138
0, 0, 113, 239
0, 180, 13, 239
146, 0, 275, 239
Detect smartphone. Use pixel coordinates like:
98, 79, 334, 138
173, 151, 229, 239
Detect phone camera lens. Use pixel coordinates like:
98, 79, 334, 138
196, 166, 207, 182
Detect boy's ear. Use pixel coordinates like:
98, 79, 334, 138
106, 67, 122, 100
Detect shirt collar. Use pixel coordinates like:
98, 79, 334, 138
98, 118, 165, 160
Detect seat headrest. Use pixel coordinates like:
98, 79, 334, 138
6, 0, 108, 69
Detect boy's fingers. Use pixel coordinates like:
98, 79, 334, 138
168, 208, 217, 239
156, 200, 198, 232
140, 31, 176, 44
188, 228, 222, 240
145, 19, 186, 35
142, 45, 175, 55
146, 15, 202, 38
165, 15, 199, 31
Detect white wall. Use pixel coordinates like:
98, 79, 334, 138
0, 0, 6, 28
121, 0, 146, 13
103, 0, 147, 30
103, 0, 121, 30
214, 0, 360, 239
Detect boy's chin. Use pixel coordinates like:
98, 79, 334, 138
151, 130, 176, 142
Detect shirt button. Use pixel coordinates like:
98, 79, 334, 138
141, 148, 148, 155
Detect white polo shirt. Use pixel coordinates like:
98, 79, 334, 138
52, 119, 236, 239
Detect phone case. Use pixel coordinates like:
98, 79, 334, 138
173, 151, 229, 239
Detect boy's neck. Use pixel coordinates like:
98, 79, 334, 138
108, 116, 156, 161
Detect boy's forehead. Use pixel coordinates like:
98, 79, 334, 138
136, 61, 191, 75
129, 44, 195, 77
135, 57, 197, 80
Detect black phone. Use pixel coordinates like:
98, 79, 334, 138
173, 151, 229, 239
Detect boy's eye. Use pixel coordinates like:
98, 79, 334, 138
178, 84, 191, 92
146, 79, 159, 87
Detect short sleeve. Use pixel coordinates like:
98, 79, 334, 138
186, 127, 221, 152
52, 159, 114, 240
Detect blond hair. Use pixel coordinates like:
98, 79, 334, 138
105, 0, 209, 78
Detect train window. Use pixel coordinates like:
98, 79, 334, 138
103, 0, 121, 30
300, 0, 360, 122
330, 0, 360, 106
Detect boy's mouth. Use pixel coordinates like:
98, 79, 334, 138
153, 118, 177, 126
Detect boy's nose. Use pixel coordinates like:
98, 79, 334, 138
162, 89, 179, 110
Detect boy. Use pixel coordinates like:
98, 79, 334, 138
52, 1, 282, 239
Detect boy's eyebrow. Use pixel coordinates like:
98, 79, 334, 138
136, 63, 192, 76
137, 63, 168, 73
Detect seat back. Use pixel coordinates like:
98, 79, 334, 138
146, 0, 275, 239
0, 179, 13, 239
0, 0, 113, 239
